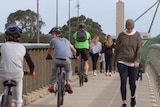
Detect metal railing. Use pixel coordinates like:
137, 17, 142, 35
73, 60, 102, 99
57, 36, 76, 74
145, 44, 160, 105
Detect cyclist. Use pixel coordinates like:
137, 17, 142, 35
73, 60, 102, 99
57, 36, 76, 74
0, 26, 35, 107
73, 23, 91, 82
46, 27, 76, 94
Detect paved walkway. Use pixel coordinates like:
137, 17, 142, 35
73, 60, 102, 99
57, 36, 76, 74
24, 72, 158, 107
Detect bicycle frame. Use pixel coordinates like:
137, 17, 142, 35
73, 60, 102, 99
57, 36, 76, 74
1, 80, 17, 107
78, 57, 85, 87
55, 64, 66, 107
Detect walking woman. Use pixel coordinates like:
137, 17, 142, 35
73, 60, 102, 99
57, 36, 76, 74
90, 35, 102, 76
113, 19, 142, 107
103, 35, 114, 76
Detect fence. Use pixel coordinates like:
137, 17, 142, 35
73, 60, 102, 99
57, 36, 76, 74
145, 44, 160, 105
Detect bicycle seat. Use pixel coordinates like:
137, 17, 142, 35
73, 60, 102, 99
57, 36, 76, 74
3, 80, 17, 87
56, 64, 65, 67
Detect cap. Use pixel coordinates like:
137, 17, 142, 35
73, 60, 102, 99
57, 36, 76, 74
125, 19, 134, 29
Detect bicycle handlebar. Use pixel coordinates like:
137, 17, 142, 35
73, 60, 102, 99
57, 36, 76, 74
24, 71, 36, 76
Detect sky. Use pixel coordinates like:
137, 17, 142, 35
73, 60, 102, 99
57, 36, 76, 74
0, 0, 160, 37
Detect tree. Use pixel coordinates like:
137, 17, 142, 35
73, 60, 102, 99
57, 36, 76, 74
62, 15, 106, 42
5, 9, 45, 38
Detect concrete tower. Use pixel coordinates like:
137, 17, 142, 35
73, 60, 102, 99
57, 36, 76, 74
116, 0, 124, 38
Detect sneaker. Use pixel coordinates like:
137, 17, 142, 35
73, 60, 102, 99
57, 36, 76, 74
48, 85, 55, 93
75, 66, 78, 73
130, 97, 136, 107
121, 103, 127, 107
108, 72, 112, 76
84, 74, 88, 82
93, 73, 97, 76
65, 83, 73, 94
105, 72, 109, 76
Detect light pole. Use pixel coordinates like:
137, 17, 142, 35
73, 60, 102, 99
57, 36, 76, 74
37, 0, 40, 43
56, 0, 58, 27
69, 0, 71, 41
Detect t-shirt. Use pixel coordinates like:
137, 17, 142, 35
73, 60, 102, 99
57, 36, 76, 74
73, 30, 91, 49
50, 37, 72, 58
0, 42, 26, 79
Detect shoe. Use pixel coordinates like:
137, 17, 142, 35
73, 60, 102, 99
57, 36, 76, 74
48, 85, 55, 93
105, 72, 109, 76
130, 97, 136, 107
122, 103, 127, 107
108, 72, 112, 76
100, 70, 102, 73
93, 73, 97, 76
75, 66, 78, 73
65, 82, 73, 94
84, 74, 88, 82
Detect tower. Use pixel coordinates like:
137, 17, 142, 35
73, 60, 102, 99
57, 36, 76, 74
116, 0, 124, 38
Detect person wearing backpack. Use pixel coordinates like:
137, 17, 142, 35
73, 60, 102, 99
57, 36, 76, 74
73, 23, 91, 82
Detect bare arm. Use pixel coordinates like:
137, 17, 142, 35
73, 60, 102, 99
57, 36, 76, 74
70, 44, 77, 56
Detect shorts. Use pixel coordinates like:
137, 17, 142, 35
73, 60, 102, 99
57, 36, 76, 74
76, 48, 90, 61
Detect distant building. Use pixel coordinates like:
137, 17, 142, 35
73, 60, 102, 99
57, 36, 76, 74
116, 0, 124, 38
140, 32, 150, 39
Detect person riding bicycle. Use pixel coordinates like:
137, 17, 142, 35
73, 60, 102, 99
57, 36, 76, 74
0, 26, 35, 107
46, 26, 76, 94
73, 23, 91, 82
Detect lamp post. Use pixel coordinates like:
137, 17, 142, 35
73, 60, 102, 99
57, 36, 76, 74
69, 0, 71, 41
37, 0, 40, 43
56, 0, 58, 27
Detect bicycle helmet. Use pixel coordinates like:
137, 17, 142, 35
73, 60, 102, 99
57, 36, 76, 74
78, 23, 86, 29
49, 27, 62, 34
5, 26, 22, 37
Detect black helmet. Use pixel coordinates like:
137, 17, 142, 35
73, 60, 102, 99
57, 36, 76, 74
5, 26, 22, 38
49, 27, 62, 34
78, 23, 86, 29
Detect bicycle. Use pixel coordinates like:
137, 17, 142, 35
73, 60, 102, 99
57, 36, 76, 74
77, 57, 85, 87
0, 71, 35, 107
54, 63, 66, 107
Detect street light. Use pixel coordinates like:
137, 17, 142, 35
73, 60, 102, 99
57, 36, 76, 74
56, 0, 58, 27
69, 0, 71, 41
37, 0, 40, 43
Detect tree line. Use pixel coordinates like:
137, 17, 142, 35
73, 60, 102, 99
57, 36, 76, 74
0, 9, 106, 43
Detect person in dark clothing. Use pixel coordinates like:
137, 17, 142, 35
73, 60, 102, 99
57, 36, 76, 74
102, 35, 114, 76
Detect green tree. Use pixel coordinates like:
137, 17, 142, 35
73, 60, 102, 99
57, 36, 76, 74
5, 9, 45, 38
62, 15, 106, 42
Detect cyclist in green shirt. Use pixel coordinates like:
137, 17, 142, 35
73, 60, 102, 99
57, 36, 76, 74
73, 23, 91, 82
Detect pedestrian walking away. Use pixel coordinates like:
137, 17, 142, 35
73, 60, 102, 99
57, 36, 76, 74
90, 35, 102, 76
102, 35, 114, 77
113, 19, 142, 107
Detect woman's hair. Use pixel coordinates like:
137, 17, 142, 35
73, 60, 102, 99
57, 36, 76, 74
105, 35, 113, 47
92, 35, 99, 45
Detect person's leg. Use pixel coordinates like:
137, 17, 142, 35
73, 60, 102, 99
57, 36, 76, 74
14, 78, 23, 107
128, 66, 138, 106
50, 59, 58, 85
63, 58, 73, 94
117, 62, 128, 104
92, 53, 99, 75
108, 54, 113, 76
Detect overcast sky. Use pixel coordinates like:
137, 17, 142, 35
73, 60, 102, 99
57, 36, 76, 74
0, 0, 159, 37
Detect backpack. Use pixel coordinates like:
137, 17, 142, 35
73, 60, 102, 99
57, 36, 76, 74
76, 30, 87, 42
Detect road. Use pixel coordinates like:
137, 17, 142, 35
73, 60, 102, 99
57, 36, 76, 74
25, 72, 155, 107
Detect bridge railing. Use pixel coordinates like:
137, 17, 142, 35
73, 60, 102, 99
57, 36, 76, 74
145, 44, 160, 105
21, 43, 92, 95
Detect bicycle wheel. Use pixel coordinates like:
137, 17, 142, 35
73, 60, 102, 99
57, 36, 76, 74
6, 95, 12, 107
1, 95, 6, 107
57, 72, 62, 107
